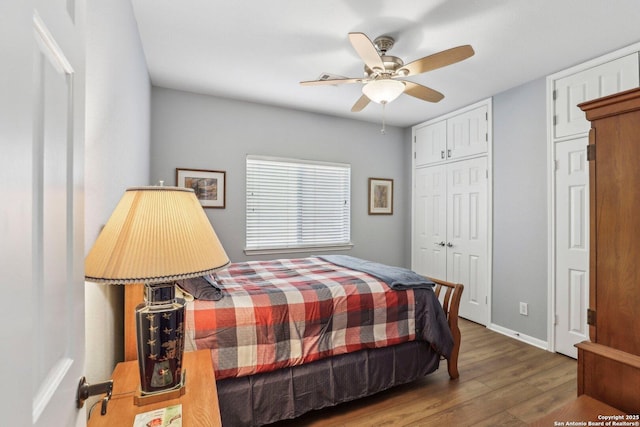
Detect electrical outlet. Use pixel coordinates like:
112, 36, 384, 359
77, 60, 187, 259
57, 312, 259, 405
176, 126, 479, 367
519, 302, 528, 316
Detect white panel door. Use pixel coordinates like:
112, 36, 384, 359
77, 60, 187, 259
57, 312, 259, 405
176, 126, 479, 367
413, 158, 489, 325
413, 165, 447, 281
414, 120, 447, 166
554, 53, 639, 139
554, 138, 590, 359
446, 105, 488, 160
447, 157, 488, 324
1, 2, 86, 426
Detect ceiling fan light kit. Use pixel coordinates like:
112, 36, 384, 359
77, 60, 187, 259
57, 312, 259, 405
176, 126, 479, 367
362, 79, 406, 104
300, 32, 474, 115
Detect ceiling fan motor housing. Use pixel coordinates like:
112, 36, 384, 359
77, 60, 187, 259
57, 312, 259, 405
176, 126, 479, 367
364, 36, 407, 77
365, 55, 404, 77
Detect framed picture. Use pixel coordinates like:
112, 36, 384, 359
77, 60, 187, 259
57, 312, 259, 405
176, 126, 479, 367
176, 168, 226, 208
368, 178, 393, 215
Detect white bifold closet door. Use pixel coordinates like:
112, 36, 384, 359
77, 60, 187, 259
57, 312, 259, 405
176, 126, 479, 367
413, 157, 488, 324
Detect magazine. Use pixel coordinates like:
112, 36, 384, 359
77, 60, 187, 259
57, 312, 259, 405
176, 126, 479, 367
133, 404, 182, 427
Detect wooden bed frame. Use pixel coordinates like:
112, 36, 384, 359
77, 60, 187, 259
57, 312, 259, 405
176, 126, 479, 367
124, 277, 464, 379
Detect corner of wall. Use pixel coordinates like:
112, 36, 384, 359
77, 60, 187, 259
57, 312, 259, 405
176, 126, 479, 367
85, 0, 151, 381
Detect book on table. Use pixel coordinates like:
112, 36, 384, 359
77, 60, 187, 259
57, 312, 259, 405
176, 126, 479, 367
132, 404, 182, 427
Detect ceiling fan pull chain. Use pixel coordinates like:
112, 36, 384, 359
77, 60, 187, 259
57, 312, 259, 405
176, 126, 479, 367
381, 101, 387, 135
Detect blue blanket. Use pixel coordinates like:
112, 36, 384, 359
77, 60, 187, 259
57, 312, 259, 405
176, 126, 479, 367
319, 255, 435, 290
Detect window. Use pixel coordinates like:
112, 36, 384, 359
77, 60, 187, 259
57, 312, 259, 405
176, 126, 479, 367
246, 155, 351, 254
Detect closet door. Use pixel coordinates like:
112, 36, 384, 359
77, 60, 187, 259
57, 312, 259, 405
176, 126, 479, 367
413, 157, 489, 325
414, 104, 489, 165
413, 165, 447, 281
447, 105, 488, 160
553, 53, 639, 139
414, 120, 447, 166
447, 157, 488, 323
554, 138, 590, 359
550, 51, 639, 357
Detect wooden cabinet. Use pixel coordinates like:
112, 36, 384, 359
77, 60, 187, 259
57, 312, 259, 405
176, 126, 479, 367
575, 87, 640, 414
87, 350, 222, 427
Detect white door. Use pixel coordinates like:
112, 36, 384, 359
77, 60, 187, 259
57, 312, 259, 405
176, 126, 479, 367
553, 52, 639, 139
413, 165, 447, 281
447, 105, 488, 160
1, 2, 86, 426
554, 138, 590, 358
550, 52, 638, 358
413, 158, 489, 325
414, 120, 447, 166
447, 157, 488, 324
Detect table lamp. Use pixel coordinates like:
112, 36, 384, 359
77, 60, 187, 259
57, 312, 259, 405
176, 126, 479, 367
85, 185, 229, 399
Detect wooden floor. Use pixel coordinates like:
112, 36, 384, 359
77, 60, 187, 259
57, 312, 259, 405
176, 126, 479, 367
272, 319, 577, 426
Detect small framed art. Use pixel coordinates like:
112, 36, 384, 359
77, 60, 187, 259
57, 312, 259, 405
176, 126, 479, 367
176, 168, 226, 208
368, 178, 393, 215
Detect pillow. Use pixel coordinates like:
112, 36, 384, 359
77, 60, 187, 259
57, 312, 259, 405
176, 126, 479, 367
176, 275, 224, 301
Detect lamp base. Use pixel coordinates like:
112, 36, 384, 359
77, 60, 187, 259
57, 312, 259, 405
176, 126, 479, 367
134, 369, 187, 406
135, 282, 186, 395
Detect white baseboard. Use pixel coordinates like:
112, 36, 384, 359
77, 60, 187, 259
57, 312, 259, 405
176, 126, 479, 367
488, 323, 549, 351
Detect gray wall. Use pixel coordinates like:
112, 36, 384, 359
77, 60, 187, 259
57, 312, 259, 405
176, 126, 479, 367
85, 0, 150, 380
491, 78, 548, 340
150, 87, 410, 267
150, 79, 552, 342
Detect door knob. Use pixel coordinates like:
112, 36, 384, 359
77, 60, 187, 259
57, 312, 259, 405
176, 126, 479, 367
446, 242, 453, 247
434, 241, 445, 247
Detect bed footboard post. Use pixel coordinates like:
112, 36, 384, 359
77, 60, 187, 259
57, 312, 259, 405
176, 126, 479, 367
446, 283, 463, 379
430, 278, 464, 380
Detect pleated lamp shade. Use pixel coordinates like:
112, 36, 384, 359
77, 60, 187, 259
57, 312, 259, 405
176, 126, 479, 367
85, 186, 230, 284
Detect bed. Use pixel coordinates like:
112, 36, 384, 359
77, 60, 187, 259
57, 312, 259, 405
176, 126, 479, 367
123, 256, 463, 426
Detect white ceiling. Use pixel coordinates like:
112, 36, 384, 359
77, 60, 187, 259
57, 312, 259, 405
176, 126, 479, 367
130, 0, 640, 128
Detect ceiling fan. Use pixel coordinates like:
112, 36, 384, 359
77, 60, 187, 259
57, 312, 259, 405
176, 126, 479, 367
300, 32, 474, 112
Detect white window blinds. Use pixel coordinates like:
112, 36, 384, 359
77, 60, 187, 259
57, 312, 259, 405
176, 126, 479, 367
246, 156, 351, 253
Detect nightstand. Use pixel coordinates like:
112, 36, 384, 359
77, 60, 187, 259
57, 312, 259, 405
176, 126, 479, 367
87, 350, 221, 427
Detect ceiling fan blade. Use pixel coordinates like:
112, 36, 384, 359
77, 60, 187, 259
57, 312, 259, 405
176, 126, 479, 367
300, 77, 362, 86
400, 45, 474, 76
402, 81, 444, 103
351, 95, 370, 112
348, 32, 385, 72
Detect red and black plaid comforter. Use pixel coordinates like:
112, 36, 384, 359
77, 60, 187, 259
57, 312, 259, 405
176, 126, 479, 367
184, 257, 451, 380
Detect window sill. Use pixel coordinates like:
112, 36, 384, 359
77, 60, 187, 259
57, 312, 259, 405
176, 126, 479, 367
244, 243, 354, 257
